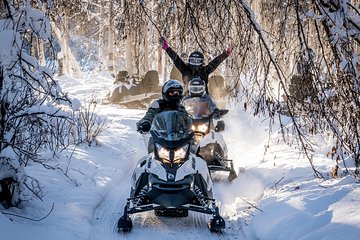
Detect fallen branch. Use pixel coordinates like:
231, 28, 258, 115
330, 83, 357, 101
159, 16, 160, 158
240, 198, 264, 213
1, 202, 54, 222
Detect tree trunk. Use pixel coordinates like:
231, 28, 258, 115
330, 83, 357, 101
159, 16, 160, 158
63, 14, 71, 75
142, 22, 149, 74
0, 67, 5, 152
98, 0, 106, 72
0, 0, 5, 19
157, 46, 162, 79
37, 38, 45, 66
163, 50, 167, 83
30, 34, 36, 58
107, 0, 115, 73
125, 32, 134, 76
51, 20, 82, 78
134, 31, 140, 76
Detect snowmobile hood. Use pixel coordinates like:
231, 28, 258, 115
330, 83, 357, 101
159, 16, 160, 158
150, 110, 193, 148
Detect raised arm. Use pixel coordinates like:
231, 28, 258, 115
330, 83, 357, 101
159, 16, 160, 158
160, 37, 187, 73
205, 44, 234, 75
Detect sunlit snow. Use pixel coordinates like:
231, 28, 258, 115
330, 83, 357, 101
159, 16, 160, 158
1, 73, 359, 240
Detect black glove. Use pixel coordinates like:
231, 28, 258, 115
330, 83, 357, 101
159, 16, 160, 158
137, 121, 151, 133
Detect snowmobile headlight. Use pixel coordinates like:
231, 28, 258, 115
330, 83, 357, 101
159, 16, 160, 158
192, 123, 208, 134
155, 143, 189, 164
173, 144, 189, 163
156, 143, 170, 161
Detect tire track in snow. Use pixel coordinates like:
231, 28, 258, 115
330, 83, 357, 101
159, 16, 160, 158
88, 107, 146, 240
89, 183, 129, 240
88, 138, 139, 240
126, 211, 217, 239
191, 211, 209, 230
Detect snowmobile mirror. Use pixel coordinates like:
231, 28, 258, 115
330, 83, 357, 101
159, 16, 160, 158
213, 109, 229, 119
219, 109, 229, 116
215, 120, 225, 132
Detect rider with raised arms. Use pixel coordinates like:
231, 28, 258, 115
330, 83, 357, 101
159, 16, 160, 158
160, 37, 233, 95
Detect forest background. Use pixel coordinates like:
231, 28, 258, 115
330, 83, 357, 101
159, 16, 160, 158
0, 0, 360, 227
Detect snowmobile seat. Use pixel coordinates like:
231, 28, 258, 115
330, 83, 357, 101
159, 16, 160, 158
114, 70, 129, 84
139, 70, 161, 93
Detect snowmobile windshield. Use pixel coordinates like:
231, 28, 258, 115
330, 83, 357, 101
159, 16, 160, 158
150, 110, 193, 148
182, 97, 217, 119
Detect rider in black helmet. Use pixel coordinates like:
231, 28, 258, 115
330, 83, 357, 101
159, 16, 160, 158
160, 37, 233, 95
188, 51, 205, 70
136, 79, 187, 133
161, 79, 184, 104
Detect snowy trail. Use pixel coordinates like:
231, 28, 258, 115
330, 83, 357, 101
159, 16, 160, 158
89, 182, 128, 240
87, 105, 267, 240
59, 77, 267, 239
60, 78, 268, 239
4, 75, 357, 240
88, 106, 145, 240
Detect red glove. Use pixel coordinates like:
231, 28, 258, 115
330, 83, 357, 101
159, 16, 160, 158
224, 43, 234, 56
225, 45, 233, 56
160, 37, 168, 51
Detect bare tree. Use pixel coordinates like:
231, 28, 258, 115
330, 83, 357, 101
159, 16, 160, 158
0, 0, 76, 207
253, 0, 360, 176
115, 0, 360, 177
8, 0, 358, 180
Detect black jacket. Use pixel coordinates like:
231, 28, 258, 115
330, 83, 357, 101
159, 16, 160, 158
166, 47, 229, 93
137, 99, 187, 127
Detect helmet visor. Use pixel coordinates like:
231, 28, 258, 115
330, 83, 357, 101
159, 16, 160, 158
189, 85, 205, 94
188, 57, 203, 66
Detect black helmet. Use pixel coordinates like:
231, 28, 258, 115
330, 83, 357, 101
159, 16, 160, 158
189, 77, 206, 97
188, 51, 204, 66
162, 79, 184, 102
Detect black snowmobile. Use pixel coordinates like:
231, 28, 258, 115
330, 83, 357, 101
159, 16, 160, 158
182, 96, 237, 181
117, 110, 226, 233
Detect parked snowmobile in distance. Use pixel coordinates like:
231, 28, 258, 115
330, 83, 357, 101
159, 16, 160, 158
117, 110, 226, 233
107, 70, 161, 109
182, 96, 237, 181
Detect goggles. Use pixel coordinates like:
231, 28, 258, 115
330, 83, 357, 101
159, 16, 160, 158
188, 57, 203, 66
168, 89, 183, 96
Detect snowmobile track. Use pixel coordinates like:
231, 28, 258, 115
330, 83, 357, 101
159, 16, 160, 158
89, 179, 130, 240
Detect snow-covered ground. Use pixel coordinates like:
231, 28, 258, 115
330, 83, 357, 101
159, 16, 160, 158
1, 74, 360, 240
